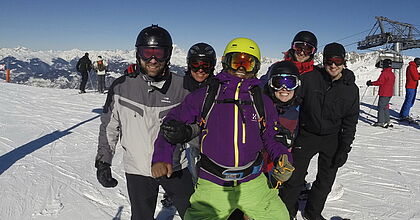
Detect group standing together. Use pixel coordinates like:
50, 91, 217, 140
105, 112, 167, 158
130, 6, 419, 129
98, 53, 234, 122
94, 24, 361, 220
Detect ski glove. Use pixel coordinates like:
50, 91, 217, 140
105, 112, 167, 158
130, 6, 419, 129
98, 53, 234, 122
160, 120, 193, 144
95, 160, 118, 188
366, 80, 372, 86
274, 124, 294, 148
124, 64, 139, 78
268, 154, 295, 189
331, 146, 351, 169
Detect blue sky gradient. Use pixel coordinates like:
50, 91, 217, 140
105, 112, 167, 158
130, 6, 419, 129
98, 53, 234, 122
1, 0, 420, 58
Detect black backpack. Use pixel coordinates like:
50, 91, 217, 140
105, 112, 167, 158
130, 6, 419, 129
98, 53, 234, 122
199, 78, 266, 132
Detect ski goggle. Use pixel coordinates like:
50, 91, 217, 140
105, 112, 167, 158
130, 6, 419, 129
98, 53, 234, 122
269, 74, 300, 91
189, 59, 213, 72
324, 56, 345, 66
292, 41, 316, 55
137, 46, 171, 62
227, 52, 257, 72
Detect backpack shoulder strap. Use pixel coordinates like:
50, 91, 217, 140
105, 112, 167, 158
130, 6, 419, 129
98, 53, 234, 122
250, 86, 266, 131
199, 78, 221, 128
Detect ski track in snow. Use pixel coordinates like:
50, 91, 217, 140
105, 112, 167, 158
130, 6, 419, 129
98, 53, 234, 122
1, 81, 420, 220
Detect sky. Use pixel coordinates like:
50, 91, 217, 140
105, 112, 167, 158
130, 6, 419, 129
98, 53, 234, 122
1, 0, 420, 59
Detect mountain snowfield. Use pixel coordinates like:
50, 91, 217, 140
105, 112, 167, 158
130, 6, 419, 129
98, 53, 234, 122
1, 48, 420, 220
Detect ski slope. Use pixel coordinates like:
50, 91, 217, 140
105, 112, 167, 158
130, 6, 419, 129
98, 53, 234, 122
0, 80, 420, 220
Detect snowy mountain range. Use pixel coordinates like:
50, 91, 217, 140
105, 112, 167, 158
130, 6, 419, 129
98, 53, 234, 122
0, 46, 416, 91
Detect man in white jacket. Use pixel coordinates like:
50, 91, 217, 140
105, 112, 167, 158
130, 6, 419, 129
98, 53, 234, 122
93, 56, 107, 93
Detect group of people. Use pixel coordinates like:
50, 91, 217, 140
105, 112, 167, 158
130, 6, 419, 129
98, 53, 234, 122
76, 53, 108, 93
94, 24, 360, 220
366, 57, 420, 127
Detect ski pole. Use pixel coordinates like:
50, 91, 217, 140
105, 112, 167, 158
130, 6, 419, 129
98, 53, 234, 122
367, 93, 379, 116
360, 86, 369, 103
88, 69, 95, 91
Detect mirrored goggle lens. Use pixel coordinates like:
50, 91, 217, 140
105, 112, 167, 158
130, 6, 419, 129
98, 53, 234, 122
270, 74, 299, 90
292, 41, 316, 55
190, 59, 212, 69
229, 53, 256, 72
138, 47, 169, 61
325, 57, 345, 66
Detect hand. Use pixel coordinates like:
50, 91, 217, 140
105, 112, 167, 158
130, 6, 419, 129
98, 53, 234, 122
95, 160, 118, 188
160, 120, 192, 144
366, 80, 372, 87
151, 162, 173, 178
125, 64, 138, 78
331, 147, 351, 169
274, 125, 294, 148
269, 154, 295, 188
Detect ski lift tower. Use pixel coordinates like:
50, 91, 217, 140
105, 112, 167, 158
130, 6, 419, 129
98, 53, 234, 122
357, 16, 420, 96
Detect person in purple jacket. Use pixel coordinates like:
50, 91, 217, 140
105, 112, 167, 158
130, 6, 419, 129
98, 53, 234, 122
151, 37, 293, 220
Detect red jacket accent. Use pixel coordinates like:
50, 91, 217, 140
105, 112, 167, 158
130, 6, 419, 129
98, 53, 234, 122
372, 67, 396, 97
405, 61, 419, 89
283, 51, 314, 75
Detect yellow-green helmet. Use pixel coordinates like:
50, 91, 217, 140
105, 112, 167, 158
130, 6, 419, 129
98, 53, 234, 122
223, 37, 261, 61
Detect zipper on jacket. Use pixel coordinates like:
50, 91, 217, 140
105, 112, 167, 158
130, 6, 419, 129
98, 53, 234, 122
234, 80, 242, 168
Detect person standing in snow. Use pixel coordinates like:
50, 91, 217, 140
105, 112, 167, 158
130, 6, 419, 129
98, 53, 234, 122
93, 56, 108, 93
399, 57, 420, 122
76, 52, 92, 93
280, 43, 359, 220
152, 37, 292, 220
366, 59, 396, 128
94, 25, 194, 220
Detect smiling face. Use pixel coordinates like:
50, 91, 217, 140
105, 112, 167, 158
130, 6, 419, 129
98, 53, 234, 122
191, 68, 210, 82
274, 88, 295, 103
139, 57, 166, 77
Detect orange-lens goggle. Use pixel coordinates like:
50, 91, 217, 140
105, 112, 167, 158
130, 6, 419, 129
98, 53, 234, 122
324, 57, 345, 66
229, 52, 257, 72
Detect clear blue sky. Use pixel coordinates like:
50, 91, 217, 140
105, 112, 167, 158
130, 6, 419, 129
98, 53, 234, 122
1, 0, 420, 58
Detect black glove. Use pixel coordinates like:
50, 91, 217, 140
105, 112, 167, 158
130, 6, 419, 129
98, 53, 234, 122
160, 120, 192, 144
366, 80, 372, 86
124, 64, 139, 78
331, 147, 351, 169
95, 160, 118, 188
274, 125, 294, 148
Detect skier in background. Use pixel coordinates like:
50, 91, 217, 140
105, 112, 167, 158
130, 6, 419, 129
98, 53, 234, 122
93, 55, 108, 93
76, 52, 92, 93
399, 57, 420, 123
95, 25, 193, 220
366, 58, 396, 128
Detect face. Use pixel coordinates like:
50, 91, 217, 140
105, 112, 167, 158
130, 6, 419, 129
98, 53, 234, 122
275, 88, 295, 103
191, 69, 210, 82
294, 50, 311, 63
325, 62, 344, 80
227, 66, 255, 79
139, 58, 166, 77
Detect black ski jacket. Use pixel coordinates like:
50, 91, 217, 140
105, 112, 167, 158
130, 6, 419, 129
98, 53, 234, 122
298, 67, 359, 150
76, 55, 92, 73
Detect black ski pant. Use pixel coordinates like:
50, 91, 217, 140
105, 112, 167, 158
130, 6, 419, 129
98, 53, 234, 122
79, 71, 88, 91
97, 75, 105, 93
126, 168, 194, 220
279, 128, 339, 217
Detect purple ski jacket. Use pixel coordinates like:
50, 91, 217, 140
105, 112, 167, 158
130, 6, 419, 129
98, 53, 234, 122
152, 71, 291, 186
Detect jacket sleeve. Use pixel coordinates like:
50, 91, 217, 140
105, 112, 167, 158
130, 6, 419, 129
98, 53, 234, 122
152, 92, 203, 164
372, 71, 386, 86
95, 87, 121, 164
408, 64, 420, 81
261, 97, 293, 163
76, 59, 81, 71
339, 85, 359, 151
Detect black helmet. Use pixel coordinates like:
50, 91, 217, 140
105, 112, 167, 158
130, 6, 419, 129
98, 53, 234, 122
382, 59, 392, 68
414, 57, 420, 66
292, 31, 318, 51
268, 61, 299, 78
187, 43, 217, 70
135, 24, 172, 49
